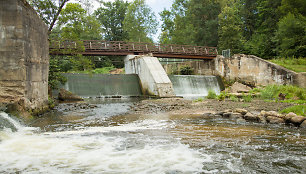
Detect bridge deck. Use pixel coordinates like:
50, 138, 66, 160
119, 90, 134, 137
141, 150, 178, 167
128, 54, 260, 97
49, 40, 218, 59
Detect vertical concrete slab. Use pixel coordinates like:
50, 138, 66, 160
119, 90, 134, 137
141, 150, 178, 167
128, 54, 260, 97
124, 55, 175, 97
0, 0, 49, 110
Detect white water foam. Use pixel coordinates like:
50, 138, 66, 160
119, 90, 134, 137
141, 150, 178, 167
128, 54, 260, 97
0, 118, 208, 173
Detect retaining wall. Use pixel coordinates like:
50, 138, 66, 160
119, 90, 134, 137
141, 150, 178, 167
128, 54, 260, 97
0, 0, 49, 110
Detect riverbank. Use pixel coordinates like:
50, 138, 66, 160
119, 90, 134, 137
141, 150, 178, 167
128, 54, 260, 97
129, 98, 306, 127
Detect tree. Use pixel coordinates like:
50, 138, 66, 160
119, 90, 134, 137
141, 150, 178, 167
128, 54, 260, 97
95, 0, 129, 41
218, 1, 245, 54
275, 13, 305, 57
159, 9, 175, 44
58, 3, 102, 40
27, 0, 70, 34
123, 0, 158, 42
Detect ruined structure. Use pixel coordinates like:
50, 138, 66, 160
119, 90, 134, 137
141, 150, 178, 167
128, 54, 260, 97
0, 0, 49, 111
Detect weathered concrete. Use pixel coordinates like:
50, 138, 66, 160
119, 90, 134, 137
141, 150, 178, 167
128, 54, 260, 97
162, 54, 305, 87
0, 0, 49, 111
125, 55, 175, 97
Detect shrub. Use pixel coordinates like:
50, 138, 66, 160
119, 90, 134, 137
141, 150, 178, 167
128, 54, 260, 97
242, 94, 252, 102
206, 90, 217, 99
229, 95, 239, 102
180, 66, 194, 75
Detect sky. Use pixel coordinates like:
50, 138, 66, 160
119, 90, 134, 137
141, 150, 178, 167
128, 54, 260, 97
76, 0, 174, 41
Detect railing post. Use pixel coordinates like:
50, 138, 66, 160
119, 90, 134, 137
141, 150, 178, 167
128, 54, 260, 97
132, 43, 135, 50
159, 45, 161, 52
119, 42, 121, 50
146, 44, 148, 51
89, 42, 92, 49
170, 46, 173, 52
182, 46, 185, 53
205, 48, 208, 55
194, 47, 197, 54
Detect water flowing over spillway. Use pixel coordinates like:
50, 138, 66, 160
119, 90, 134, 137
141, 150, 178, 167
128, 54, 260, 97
62, 74, 143, 97
0, 100, 305, 173
169, 75, 223, 98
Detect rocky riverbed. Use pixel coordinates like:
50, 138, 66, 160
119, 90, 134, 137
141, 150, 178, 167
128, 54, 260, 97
129, 98, 306, 128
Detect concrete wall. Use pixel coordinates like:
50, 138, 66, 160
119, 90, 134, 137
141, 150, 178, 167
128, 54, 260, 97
125, 55, 175, 97
162, 54, 305, 88
0, 0, 49, 110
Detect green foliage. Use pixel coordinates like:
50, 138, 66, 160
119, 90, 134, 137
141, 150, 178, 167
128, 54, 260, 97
229, 95, 239, 102
259, 85, 306, 101
206, 90, 217, 99
275, 13, 306, 57
48, 58, 67, 89
92, 66, 116, 74
270, 57, 306, 72
242, 94, 252, 102
280, 105, 306, 116
123, 0, 158, 42
218, 1, 245, 54
217, 91, 226, 101
94, 0, 129, 41
194, 97, 204, 102
179, 66, 194, 75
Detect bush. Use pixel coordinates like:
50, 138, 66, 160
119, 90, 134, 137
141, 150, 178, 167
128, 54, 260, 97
259, 85, 306, 101
92, 66, 115, 74
206, 90, 217, 99
180, 66, 194, 75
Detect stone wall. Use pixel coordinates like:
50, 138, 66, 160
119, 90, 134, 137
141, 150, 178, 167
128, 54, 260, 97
162, 54, 305, 88
0, 0, 49, 110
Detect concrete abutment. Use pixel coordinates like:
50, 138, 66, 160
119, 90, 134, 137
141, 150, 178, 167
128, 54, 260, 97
0, 0, 49, 114
125, 55, 175, 97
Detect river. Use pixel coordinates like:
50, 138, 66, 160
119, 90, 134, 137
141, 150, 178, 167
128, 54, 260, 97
0, 98, 305, 173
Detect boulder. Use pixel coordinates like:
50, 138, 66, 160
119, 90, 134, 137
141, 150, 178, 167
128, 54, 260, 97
229, 113, 243, 119
258, 116, 267, 123
265, 111, 282, 118
266, 116, 285, 124
230, 82, 252, 93
284, 112, 297, 121
300, 120, 306, 128
58, 89, 84, 101
290, 116, 306, 125
234, 108, 248, 115
223, 112, 232, 118
243, 112, 259, 122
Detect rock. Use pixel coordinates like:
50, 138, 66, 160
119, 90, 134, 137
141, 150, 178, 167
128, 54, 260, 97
230, 82, 252, 93
58, 88, 84, 101
300, 120, 306, 128
223, 112, 232, 118
234, 108, 248, 115
236, 118, 247, 124
229, 113, 243, 119
265, 111, 282, 118
258, 116, 267, 123
290, 116, 306, 125
266, 116, 285, 124
243, 112, 259, 122
284, 112, 297, 121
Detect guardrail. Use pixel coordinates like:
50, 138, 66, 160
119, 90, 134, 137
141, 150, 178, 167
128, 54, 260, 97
50, 40, 218, 58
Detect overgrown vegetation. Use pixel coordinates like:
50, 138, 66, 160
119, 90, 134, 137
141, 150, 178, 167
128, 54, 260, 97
270, 57, 306, 72
281, 105, 305, 116
179, 66, 194, 75
206, 90, 217, 99
258, 85, 305, 101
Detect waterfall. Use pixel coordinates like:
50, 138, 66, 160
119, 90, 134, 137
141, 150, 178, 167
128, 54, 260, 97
0, 112, 22, 132
61, 73, 143, 98
169, 75, 224, 98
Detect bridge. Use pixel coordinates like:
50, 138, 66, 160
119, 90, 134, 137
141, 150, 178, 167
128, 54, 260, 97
49, 40, 218, 59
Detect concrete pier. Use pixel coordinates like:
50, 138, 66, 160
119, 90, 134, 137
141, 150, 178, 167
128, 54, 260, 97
125, 55, 175, 97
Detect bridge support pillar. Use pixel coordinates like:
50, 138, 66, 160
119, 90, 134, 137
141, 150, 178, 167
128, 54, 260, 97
124, 55, 175, 97
0, 0, 49, 114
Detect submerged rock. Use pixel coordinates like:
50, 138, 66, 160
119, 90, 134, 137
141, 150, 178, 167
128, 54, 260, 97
243, 112, 259, 122
58, 89, 84, 101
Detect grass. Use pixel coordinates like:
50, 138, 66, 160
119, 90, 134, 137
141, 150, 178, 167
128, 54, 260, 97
270, 57, 306, 72
68, 66, 116, 74
280, 105, 306, 116
242, 94, 252, 102
259, 85, 306, 101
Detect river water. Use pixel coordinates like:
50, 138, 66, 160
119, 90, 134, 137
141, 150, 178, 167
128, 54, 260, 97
0, 98, 305, 173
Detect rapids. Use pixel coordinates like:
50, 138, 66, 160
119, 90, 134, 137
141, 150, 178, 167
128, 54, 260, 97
0, 98, 305, 173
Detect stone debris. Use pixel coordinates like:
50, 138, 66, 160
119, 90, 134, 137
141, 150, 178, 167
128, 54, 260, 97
229, 82, 252, 93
